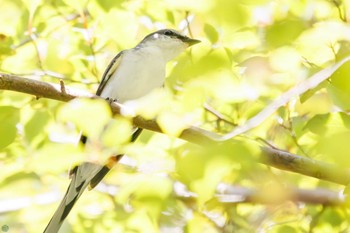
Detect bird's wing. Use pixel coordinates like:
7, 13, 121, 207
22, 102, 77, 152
96, 51, 124, 96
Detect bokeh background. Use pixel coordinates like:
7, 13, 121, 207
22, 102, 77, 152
1, 0, 350, 232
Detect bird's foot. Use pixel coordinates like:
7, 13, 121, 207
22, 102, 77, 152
105, 97, 118, 104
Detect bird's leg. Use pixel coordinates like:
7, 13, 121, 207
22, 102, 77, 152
105, 97, 118, 104
106, 97, 118, 104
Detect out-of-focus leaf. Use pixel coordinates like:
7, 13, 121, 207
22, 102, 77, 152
157, 111, 188, 137
186, 212, 218, 233
95, 0, 123, 11
339, 112, 350, 129
164, 0, 213, 12
266, 18, 306, 48
276, 225, 297, 233
0, 34, 14, 56
304, 114, 329, 134
101, 116, 133, 147
176, 142, 252, 204
319, 209, 343, 227
98, 9, 138, 48
166, 10, 175, 25
0, 106, 19, 149
296, 21, 348, 65
335, 40, 350, 61
204, 23, 219, 44
269, 46, 302, 73
31, 143, 84, 173
1, 171, 40, 186
316, 131, 350, 166
24, 110, 50, 146
328, 61, 350, 110
210, 0, 249, 28
126, 209, 157, 233
175, 146, 209, 185
297, 92, 332, 115
0, 172, 41, 196
117, 175, 172, 222
62, 0, 86, 13
57, 98, 111, 140
299, 81, 327, 103
0, 0, 27, 36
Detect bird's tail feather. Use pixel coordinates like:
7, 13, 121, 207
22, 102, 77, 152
44, 128, 143, 233
43, 163, 104, 233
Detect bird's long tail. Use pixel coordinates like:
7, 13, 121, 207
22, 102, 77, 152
43, 128, 143, 233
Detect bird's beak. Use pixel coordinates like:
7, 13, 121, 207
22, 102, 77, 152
182, 37, 201, 46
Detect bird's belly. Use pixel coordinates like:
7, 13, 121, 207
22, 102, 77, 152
102, 60, 165, 103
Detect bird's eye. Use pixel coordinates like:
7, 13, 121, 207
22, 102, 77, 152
164, 30, 173, 36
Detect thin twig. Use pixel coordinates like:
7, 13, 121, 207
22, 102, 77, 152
204, 103, 237, 127
185, 11, 194, 38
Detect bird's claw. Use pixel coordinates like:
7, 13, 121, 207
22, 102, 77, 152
105, 97, 118, 104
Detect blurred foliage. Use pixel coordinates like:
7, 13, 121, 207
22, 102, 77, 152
1, 0, 350, 232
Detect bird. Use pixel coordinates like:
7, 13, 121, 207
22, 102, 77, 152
43, 29, 200, 233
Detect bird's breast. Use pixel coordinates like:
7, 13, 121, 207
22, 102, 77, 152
101, 48, 167, 103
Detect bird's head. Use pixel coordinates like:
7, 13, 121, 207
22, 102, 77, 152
138, 29, 201, 61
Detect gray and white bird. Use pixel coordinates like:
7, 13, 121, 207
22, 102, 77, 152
44, 29, 200, 233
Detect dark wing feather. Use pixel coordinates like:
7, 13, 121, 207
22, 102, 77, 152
80, 51, 124, 146
96, 51, 124, 96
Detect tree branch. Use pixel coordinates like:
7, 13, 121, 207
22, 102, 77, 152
1, 73, 350, 186
214, 184, 345, 205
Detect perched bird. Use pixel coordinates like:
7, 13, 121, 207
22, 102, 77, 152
44, 29, 200, 233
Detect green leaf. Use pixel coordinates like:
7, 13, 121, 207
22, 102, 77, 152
266, 18, 306, 48
0, 34, 14, 57
166, 10, 175, 25
101, 116, 133, 147
328, 61, 350, 110
57, 98, 112, 140
304, 114, 329, 134
0, 106, 19, 149
204, 23, 219, 43
24, 110, 50, 146
276, 225, 297, 233
319, 208, 343, 227
299, 81, 327, 103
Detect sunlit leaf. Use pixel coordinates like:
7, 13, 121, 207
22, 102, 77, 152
157, 111, 188, 137
101, 116, 133, 147
266, 18, 306, 48
328, 61, 350, 110
0, 106, 19, 149
24, 110, 50, 146
57, 98, 111, 140
204, 23, 219, 44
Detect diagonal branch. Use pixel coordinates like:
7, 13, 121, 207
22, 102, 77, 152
220, 56, 350, 140
1, 73, 350, 186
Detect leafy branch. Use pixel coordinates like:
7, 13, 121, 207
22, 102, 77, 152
1, 72, 350, 187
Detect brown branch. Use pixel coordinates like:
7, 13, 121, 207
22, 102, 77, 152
260, 147, 350, 186
2, 73, 350, 186
0, 184, 343, 215
0, 73, 94, 101
214, 184, 345, 206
